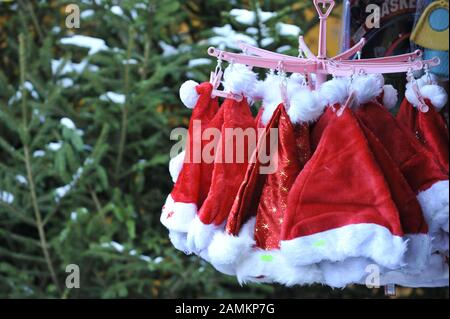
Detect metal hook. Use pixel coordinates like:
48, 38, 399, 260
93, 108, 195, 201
423, 64, 432, 85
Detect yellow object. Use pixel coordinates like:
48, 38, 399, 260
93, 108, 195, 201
304, 4, 342, 57
411, 0, 449, 51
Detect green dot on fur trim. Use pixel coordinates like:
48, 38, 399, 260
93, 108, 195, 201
260, 254, 274, 262
313, 239, 326, 247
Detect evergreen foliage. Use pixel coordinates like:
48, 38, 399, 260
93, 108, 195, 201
0, 0, 447, 298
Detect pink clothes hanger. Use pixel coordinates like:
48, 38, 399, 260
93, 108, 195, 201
206, 0, 441, 91
210, 55, 243, 102
298, 36, 316, 59
407, 69, 430, 113
332, 38, 365, 61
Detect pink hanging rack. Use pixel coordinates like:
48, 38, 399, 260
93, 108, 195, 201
207, 0, 440, 90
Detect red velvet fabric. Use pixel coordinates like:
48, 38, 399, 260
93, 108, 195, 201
283, 107, 404, 241
357, 119, 428, 235
397, 98, 417, 135
197, 98, 256, 226
397, 98, 449, 173
255, 107, 265, 128
311, 106, 427, 235
171, 83, 220, 207
354, 101, 447, 193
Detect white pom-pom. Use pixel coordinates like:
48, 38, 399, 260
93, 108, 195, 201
289, 89, 324, 124
250, 80, 266, 101
373, 73, 385, 89
405, 83, 420, 107
223, 64, 258, 96
319, 77, 350, 106
179, 80, 199, 109
382, 85, 398, 110
405, 76, 448, 110
416, 73, 439, 87
261, 101, 280, 126
260, 73, 283, 125
351, 74, 383, 106
290, 73, 306, 86
421, 85, 448, 110
169, 151, 185, 183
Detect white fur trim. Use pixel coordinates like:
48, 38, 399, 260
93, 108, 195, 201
288, 89, 325, 123
382, 85, 398, 110
223, 64, 258, 96
280, 223, 407, 269
350, 74, 383, 106
168, 231, 190, 254
379, 253, 449, 287
403, 234, 433, 271
421, 85, 448, 110
320, 257, 371, 288
319, 233, 433, 288
207, 218, 256, 271
185, 215, 223, 254
169, 151, 185, 183
179, 80, 199, 109
431, 230, 449, 253
160, 194, 197, 232
236, 248, 323, 286
417, 180, 449, 234
321, 252, 449, 288
318, 76, 350, 106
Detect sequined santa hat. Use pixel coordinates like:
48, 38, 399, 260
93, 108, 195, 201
206, 82, 324, 284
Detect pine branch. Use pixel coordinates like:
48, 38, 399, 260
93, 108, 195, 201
115, 27, 135, 181
19, 33, 61, 295
18, 0, 44, 43
0, 201, 36, 227
252, 0, 263, 48
0, 246, 47, 264
140, 5, 155, 81
0, 229, 41, 248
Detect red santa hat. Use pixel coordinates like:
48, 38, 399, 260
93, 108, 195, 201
185, 97, 257, 254
281, 106, 407, 272
160, 81, 220, 253
354, 102, 448, 249
184, 63, 259, 255
207, 93, 324, 283
397, 74, 449, 173
312, 76, 448, 288
339, 73, 448, 249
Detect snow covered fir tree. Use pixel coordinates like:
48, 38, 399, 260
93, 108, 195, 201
0, 0, 448, 298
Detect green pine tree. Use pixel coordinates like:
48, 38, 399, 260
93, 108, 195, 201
0, 0, 447, 299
